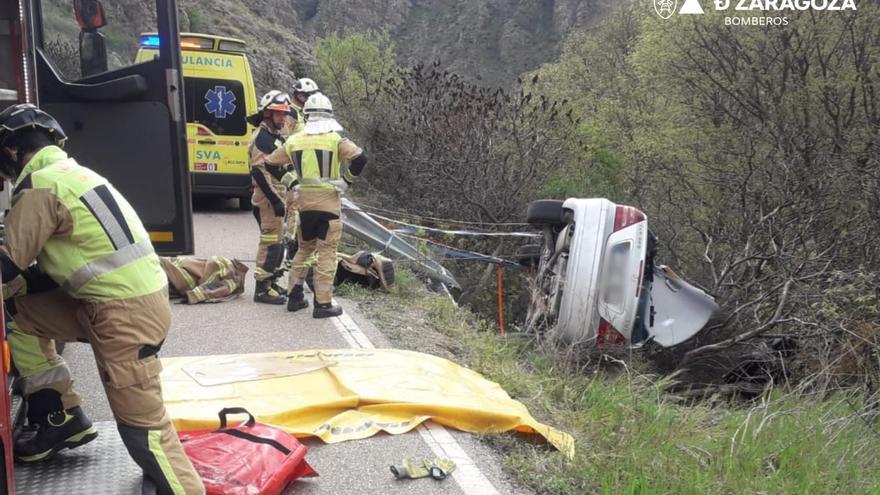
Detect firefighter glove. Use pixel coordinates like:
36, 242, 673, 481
390, 458, 430, 480
391, 457, 455, 481
329, 179, 349, 193
280, 171, 298, 190
426, 457, 456, 480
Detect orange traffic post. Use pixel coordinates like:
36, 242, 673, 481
497, 264, 506, 337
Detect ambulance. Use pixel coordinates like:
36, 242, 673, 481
136, 32, 257, 207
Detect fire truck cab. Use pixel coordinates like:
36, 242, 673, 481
1, 0, 192, 492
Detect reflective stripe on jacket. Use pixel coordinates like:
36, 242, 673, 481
8, 146, 165, 301
285, 132, 342, 191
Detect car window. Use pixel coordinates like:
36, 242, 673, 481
602, 242, 631, 308
184, 77, 246, 136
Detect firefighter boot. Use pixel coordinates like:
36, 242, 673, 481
287, 284, 309, 312
271, 280, 287, 297
14, 406, 98, 462
254, 280, 286, 304
313, 298, 343, 319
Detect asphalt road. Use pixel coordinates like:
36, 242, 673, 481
59, 198, 533, 495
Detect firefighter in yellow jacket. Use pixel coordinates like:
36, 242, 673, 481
0, 105, 204, 494
283, 78, 320, 253
246, 90, 296, 304
290, 77, 320, 135
264, 93, 367, 318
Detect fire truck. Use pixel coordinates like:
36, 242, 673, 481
1, 0, 192, 492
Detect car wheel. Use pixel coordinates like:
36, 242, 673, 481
238, 196, 252, 211
515, 244, 542, 267
526, 200, 565, 226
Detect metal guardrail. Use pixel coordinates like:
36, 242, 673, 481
341, 199, 461, 290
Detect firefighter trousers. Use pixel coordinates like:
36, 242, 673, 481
7, 288, 205, 495
251, 190, 284, 283
285, 189, 300, 245
289, 190, 342, 304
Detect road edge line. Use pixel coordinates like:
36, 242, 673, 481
330, 313, 500, 495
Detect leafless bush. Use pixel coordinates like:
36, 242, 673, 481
362, 64, 581, 302
630, 12, 880, 389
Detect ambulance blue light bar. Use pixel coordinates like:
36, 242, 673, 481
139, 35, 161, 48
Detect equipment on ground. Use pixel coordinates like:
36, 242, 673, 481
161, 256, 249, 304
391, 458, 456, 481
178, 408, 317, 495
161, 349, 575, 458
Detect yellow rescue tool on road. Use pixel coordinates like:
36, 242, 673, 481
135, 33, 257, 207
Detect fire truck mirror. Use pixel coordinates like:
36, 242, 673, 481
79, 31, 108, 78
73, 0, 107, 31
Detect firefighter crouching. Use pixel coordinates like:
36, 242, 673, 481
264, 93, 368, 318
0, 104, 204, 494
247, 90, 297, 304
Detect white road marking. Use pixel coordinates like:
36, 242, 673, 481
330, 312, 500, 495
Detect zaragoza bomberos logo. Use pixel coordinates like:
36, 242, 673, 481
654, 0, 678, 18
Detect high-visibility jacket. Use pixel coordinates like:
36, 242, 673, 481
7, 146, 165, 301
290, 103, 305, 135
284, 132, 343, 192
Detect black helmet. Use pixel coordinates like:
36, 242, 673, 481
0, 104, 67, 148
0, 104, 67, 178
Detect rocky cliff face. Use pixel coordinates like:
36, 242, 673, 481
44, 0, 610, 87
292, 0, 608, 85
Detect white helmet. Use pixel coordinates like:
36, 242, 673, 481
303, 93, 333, 116
293, 78, 320, 95
258, 90, 292, 113
248, 90, 292, 126
302, 93, 343, 134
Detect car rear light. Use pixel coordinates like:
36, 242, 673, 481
614, 205, 646, 232
597, 318, 627, 348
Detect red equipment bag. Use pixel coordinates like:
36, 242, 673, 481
179, 408, 317, 495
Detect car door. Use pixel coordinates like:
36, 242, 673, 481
29, 0, 194, 254
647, 266, 719, 347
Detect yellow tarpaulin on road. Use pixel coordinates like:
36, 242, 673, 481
161, 349, 574, 458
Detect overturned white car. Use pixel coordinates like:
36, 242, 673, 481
522, 198, 719, 348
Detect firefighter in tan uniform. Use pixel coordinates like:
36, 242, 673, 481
246, 90, 298, 304
289, 78, 319, 136
264, 93, 367, 318
283, 78, 320, 257
0, 104, 204, 494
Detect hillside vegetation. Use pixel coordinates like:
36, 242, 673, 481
41, 0, 610, 87
315, 2, 880, 392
